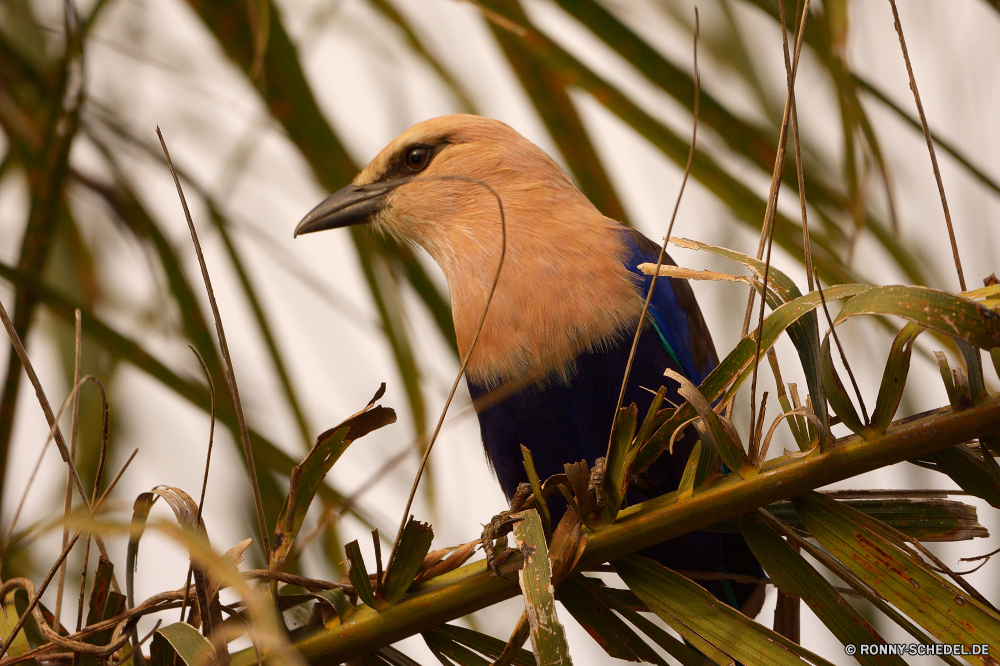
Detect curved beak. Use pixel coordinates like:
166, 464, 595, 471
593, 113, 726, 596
294, 182, 396, 237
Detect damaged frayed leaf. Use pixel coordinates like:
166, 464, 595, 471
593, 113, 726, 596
271, 385, 396, 570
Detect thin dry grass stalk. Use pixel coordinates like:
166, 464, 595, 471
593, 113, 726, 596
887, 0, 965, 292
388, 175, 507, 567
784, 0, 815, 292
156, 127, 271, 564
181, 345, 217, 622
747, 0, 812, 451
0, 447, 136, 663
4, 374, 106, 548
815, 270, 869, 425
54, 309, 83, 625
610, 8, 700, 457
0, 286, 117, 575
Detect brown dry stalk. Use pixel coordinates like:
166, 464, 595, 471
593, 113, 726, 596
746, 0, 812, 453
182, 345, 217, 622
610, 8, 700, 459
156, 127, 271, 564
815, 270, 869, 425
388, 175, 507, 569
887, 0, 966, 292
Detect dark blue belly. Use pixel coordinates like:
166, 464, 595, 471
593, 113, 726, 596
467, 324, 762, 610
468, 324, 686, 503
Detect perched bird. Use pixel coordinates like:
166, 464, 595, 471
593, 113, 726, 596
296, 115, 763, 614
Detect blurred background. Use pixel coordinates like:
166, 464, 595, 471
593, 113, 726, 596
0, 0, 998, 663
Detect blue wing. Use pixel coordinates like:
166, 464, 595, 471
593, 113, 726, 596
619, 227, 718, 386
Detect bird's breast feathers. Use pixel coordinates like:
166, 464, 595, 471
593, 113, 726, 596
449, 220, 646, 389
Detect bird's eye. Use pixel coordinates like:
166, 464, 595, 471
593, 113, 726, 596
405, 146, 431, 172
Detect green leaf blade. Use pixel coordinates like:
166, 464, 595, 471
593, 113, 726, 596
834, 286, 1000, 350
384, 519, 434, 604
616, 555, 834, 666
346, 540, 377, 609
793, 492, 1000, 649
740, 512, 903, 666
512, 509, 573, 665
154, 623, 216, 666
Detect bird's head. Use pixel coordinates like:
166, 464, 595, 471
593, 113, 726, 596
295, 114, 642, 386
294, 114, 590, 263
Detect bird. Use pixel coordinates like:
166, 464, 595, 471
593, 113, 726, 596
295, 114, 763, 615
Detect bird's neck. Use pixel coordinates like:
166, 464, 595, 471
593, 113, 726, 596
431, 209, 644, 389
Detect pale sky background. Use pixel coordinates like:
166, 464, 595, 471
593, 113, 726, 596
1, 0, 999, 664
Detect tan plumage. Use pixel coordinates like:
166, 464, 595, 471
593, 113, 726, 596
350, 115, 645, 387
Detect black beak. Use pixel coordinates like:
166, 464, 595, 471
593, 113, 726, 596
294, 181, 397, 237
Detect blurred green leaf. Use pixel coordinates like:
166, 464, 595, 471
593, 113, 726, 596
0, 259, 380, 533
184, 0, 449, 449
483, 0, 629, 223
368, 0, 476, 114
0, 32, 82, 502
154, 623, 215, 666
856, 75, 1000, 199
0, 0, 48, 71
353, 232, 429, 442
549, 0, 908, 281
476, 3, 860, 285
213, 216, 314, 448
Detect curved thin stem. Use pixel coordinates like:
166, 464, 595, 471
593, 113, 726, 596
608, 9, 701, 459
387, 175, 507, 569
